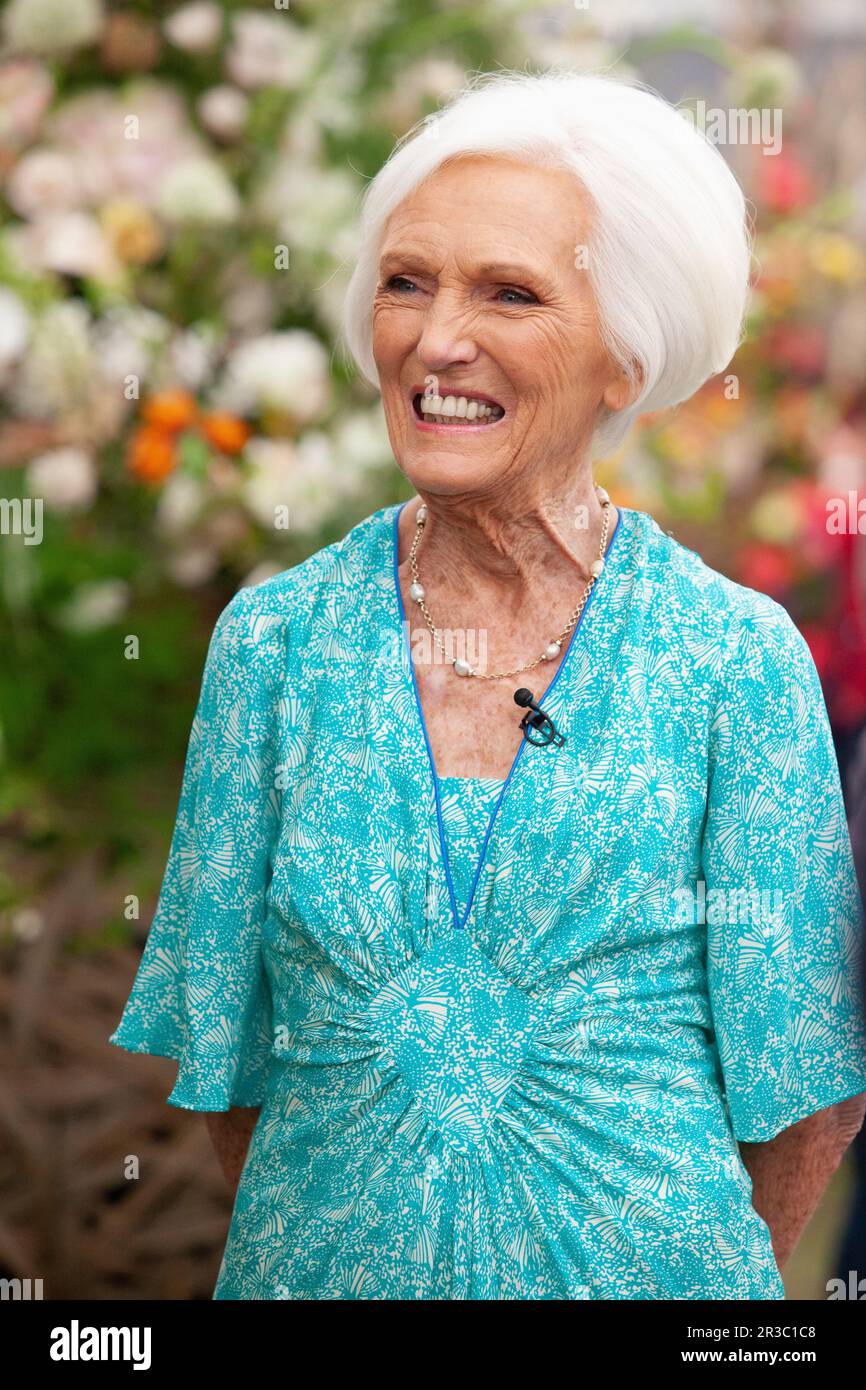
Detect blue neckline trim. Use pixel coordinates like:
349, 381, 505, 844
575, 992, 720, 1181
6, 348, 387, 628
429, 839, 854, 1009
392, 500, 627, 932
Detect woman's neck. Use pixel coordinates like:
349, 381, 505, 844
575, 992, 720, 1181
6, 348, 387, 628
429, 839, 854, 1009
405, 480, 617, 604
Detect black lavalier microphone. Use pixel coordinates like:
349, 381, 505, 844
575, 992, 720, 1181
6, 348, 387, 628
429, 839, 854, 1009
513, 688, 566, 748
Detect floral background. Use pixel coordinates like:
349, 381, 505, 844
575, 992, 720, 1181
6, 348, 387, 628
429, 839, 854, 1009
1, 0, 865, 1300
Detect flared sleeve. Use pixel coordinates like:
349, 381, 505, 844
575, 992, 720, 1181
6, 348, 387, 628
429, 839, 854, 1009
700, 596, 866, 1143
109, 586, 280, 1111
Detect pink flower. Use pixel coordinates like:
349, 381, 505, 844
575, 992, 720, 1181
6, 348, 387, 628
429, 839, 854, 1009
6, 146, 82, 216
0, 59, 54, 150
763, 323, 826, 378
735, 542, 796, 597
757, 149, 814, 213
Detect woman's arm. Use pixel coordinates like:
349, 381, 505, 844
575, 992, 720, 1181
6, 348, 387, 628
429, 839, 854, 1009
738, 1091, 866, 1270
205, 1108, 261, 1194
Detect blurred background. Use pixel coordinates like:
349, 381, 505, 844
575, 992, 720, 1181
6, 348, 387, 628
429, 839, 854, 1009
1, 0, 865, 1300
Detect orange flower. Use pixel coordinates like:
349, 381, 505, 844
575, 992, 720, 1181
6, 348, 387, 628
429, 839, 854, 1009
693, 378, 750, 428
127, 425, 177, 484
141, 390, 199, 433
199, 411, 252, 455
773, 385, 815, 445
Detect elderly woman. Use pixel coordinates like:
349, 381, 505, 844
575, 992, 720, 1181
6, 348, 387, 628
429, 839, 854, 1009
110, 70, 866, 1300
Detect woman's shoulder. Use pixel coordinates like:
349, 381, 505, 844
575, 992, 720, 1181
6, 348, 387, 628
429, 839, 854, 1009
625, 507, 813, 699
209, 503, 397, 657
633, 507, 802, 640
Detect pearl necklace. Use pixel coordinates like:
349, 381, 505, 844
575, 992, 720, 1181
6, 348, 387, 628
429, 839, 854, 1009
407, 484, 613, 681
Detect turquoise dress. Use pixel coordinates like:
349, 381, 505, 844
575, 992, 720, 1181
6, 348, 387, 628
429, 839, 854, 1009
109, 502, 866, 1300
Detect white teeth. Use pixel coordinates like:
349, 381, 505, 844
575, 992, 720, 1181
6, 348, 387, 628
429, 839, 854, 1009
418, 392, 503, 423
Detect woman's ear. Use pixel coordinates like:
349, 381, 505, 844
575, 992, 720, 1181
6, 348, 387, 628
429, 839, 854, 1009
603, 360, 644, 414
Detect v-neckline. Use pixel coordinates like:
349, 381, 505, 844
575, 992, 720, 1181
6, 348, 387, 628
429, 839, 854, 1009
391, 499, 628, 932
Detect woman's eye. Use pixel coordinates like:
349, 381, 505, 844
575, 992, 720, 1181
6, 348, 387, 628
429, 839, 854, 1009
384, 275, 416, 293
497, 287, 537, 305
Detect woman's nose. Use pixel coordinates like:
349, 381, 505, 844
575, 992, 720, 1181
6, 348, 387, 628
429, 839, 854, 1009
416, 294, 478, 368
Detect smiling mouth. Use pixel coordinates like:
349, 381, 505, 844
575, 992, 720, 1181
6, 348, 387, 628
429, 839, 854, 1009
412, 392, 506, 426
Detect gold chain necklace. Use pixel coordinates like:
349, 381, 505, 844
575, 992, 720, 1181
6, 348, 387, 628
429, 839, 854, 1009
407, 484, 613, 681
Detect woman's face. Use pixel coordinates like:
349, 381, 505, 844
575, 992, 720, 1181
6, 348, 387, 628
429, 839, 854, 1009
371, 154, 632, 500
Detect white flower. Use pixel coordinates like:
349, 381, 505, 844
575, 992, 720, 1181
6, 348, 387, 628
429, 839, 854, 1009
221, 275, 276, 336
290, 52, 362, 140
20, 211, 121, 281
92, 305, 172, 391
290, 431, 344, 532
2, 0, 104, 55
226, 11, 318, 90
163, 2, 222, 53
60, 578, 130, 632
215, 331, 331, 423
0, 288, 31, 376
378, 57, 465, 130
11, 300, 95, 420
166, 546, 220, 587
242, 432, 355, 535
197, 85, 249, 142
255, 164, 360, 257
332, 407, 392, 474
6, 298, 128, 442
156, 156, 240, 224
311, 264, 357, 342
47, 83, 203, 208
26, 447, 97, 512
167, 323, 220, 392
156, 473, 206, 536
241, 437, 297, 528
5, 146, 82, 217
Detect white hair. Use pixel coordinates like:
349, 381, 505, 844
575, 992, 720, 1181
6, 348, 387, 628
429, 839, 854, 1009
340, 69, 753, 457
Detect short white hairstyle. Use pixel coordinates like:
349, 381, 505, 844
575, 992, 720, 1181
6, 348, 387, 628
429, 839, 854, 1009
340, 69, 753, 457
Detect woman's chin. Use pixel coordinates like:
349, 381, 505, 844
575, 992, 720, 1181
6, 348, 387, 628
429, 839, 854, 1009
399, 451, 500, 493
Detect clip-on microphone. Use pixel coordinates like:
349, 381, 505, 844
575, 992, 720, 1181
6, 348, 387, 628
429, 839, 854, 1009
514, 688, 566, 748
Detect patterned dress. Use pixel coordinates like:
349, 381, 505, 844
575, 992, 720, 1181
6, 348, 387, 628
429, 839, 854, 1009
109, 502, 866, 1300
